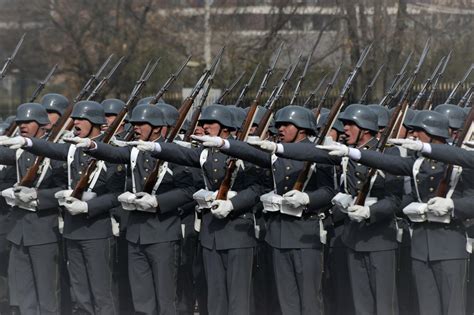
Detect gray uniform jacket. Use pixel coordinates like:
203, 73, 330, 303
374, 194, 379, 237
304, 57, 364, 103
24, 137, 124, 240
0, 166, 16, 235
0, 145, 63, 246
358, 149, 470, 261
222, 138, 335, 249
278, 138, 402, 252
423, 143, 474, 169
86, 142, 195, 245
151, 141, 264, 250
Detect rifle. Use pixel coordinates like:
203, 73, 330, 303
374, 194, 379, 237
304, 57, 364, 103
183, 49, 224, 142
70, 60, 160, 200
359, 64, 385, 104
458, 84, 474, 108
423, 51, 452, 110
293, 44, 373, 191
29, 64, 58, 102
379, 52, 413, 108
18, 55, 116, 187
311, 65, 341, 120
303, 73, 327, 108
0, 33, 25, 80
234, 63, 260, 107
216, 71, 245, 104
410, 55, 444, 110
435, 105, 474, 197
445, 63, 474, 104
87, 57, 125, 101
290, 38, 318, 105
142, 49, 224, 194
355, 39, 431, 206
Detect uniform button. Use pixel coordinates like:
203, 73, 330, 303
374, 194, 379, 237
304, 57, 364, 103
144, 177, 147, 180
80, 163, 84, 166
357, 181, 361, 185
214, 158, 218, 162
286, 166, 290, 170
82, 153, 87, 157
214, 179, 218, 183
213, 169, 218, 173
429, 176, 434, 180
431, 166, 436, 170
284, 186, 288, 190
145, 159, 149, 163
285, 176, 289, 180
78, 171, 82, 175
429, 187, 434, 192
357, 163, 361, 166
273, 168, 276, 172
416, 179, 420, 183
26, 158, 30, 161
145, 169, 149, 172
356, 172, 360, 176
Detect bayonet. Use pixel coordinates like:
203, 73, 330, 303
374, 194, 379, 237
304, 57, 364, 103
29, 63, 58, 102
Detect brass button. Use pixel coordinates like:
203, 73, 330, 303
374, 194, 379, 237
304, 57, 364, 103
431, 166, 436, 170
82, 153, 87, 157
145, 169, 149, 172
429, 187, 434, 192
356, 172, 360, 176
214, 158, 218, 162
78, 171, 82, 175
144, 177, 147, 180
357, 181, 361, 185
286, 166, 290, 170
214, 179, 218, 183
285, 176, 289, 180
429, 176, 434, 180
26, 158, 30, 161
213, 169, 218, 173
145, 159, 149, 163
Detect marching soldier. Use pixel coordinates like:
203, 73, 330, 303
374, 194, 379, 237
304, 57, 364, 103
133, 104, 263, 315
0, 103, 63, 315
324, 110, 470, 315
1, 101, 125, 315
193, 105, 336, 315
273, 104, 402, 315
41, 93, 70, 132
69, 102, 195, 315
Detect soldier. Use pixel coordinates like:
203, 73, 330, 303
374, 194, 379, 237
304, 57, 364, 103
133, 104, 263, 315
434, 104, 467, 139
367, 104, 390, 138
271, 104, 402, 315
0, 103, 63, 315
101, 99, 127, 135
323, 110, 470, 315
1, 101, 125, 315
41, 93, 69, 132
69, 103, 195, 315
192, 105, 336, 315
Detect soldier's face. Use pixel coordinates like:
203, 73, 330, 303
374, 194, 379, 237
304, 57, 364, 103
413, 129, 431, 143
203, 122, 221, 136
194, 125, 204, 136
18, 121, 42, 138
278, 123, 300, 143
73, 119, 93, 138
104, 115, 116, 129
44, 112, 60, 132
133, 123, 153, 140
343, 122, 361, 145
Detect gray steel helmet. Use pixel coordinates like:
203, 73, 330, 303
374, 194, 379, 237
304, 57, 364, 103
408, 110, 450, 139
199, 104, 234, 129
368, 104, 390, 128
41, 93, 69, 116
129, 104, 167, 127
101, 99, 126, 116
268, 119, 278, 135
228, 105, 247, 130
71, 101, 105, 125
319, 107, 330, 116
245, 106, 267, 127
274, 105, 317, 131
157, 103, 179, 126
338, 104, 378, 132
137, 96, 165, 106
389, 108, 417, 128
180, 119, 190, 133
0, 123, 9, 135
15, 103, 50, 125
434, 104, 467, 130
5, 115, 15, 125
317, 112, 344, 133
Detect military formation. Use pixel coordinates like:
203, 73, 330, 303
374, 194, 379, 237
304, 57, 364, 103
0, 36, 473, 315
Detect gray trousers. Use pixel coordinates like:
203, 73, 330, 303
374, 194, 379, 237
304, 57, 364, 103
325, 246, 354, 315
128, 241, 179, 315
272, 247, 324, 315
67, 238, 116, 315
0, 235, 9, 314
412, 258, 467, 315
347, 249, 398, 315
202, 246, 254, 315
8, 242, 59, 315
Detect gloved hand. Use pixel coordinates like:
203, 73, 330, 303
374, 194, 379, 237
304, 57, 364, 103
316, 143, 349, 157
347, 205, 370, 222
134, 192, 158, 213
0, 136, 27, 149
117, 191, 137, 211
247, 138, 277, 153
191, 135, 224, 148
62, 136, 93, 149
13, 186, 37, 203
282, 190, 310, 208
388, 138, 424, 151
210, 199, 234, 219
63, 197, 88, 215
54, 189, 73, 200
110, 136, 128, 147
465, 141, 474, 148
128, 140, 157, 152
427, 197, 454, 216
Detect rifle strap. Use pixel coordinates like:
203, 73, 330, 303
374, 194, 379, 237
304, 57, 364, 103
35, 158, 51, 188
447, 165, 462, 199
152, 162, 171, 195
67, 145, 76, 190
15, 149, 24, 183
88, 160, 106, 192
412, 157, 425, 202
130, 147, 140, 193
340, 157, 349, 194
199, 149, 211, 190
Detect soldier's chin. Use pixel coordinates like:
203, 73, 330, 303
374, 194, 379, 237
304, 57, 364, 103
73, 128, 81, 136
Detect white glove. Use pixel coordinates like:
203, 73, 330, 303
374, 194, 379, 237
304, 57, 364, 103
134, 192, 158, 212
54, 189, 73, 201
62, 136, 93, 149
0, 136, 26, 149
465, 141, 474, 148
110, 136, 128, 147
282, 190, 310, 208
427, 197, 454, 216
247, 138, 277, 153
316, 143, 349, 157
13, 186, 37, 203
347, 205, 370, 222
388, 138, 424, 151
128, 140, 157, 152
117, 191, 137, 211
191, 135, 224, 148
63, 197, 88, 215
210, 199, 234, 219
